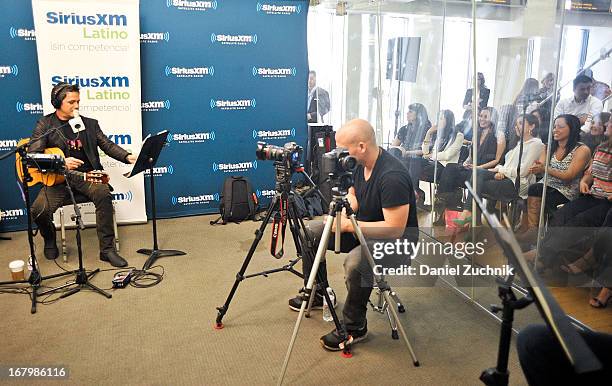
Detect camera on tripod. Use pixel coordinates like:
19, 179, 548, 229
256, 141, 304, 185
321, 148, 357, 195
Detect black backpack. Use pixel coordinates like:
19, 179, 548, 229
210, 176, 258, 225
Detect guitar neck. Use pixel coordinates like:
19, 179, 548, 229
66, 170, 88, 180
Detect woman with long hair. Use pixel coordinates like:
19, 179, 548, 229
453, 113, 544, 226
529, 116, 612, 276
516, 114, 591, 244
390, 103, 432, 203
435, 107, 505, 223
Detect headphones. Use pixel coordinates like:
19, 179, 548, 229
50, 82, 73, 109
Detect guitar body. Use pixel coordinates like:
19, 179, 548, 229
16, 139, 109, 187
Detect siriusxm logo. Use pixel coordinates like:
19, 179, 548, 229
145, 165, 175, 176
171, 193, 219, 206
166, 0, 218, 11
0, 139, 18, 151
112, 191, 133, 202
46, 12, 127, 26
252, 128, 296, 139
256, 2, 302, 15
0, 65, 19, 78
108, 134, 132, 145
167, 131, 216, 144
252, 66, 296, 78
256, 189, 275, 198
142, 100, 171, 112
210, 98, 256, 111
211, 33, 258, 45
16, 101, 43, 114
140, 32, 170, 43
9, 26, 36, 40
51, 75, 129, 88
164, 65, 214, 78
212, 160, 258, 172
0, 208, 26, 221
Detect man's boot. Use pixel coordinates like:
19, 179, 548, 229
38, 220, 59, 260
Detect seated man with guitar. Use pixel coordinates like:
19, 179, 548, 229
29, 82, 136, 267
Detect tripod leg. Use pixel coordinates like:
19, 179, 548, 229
385, 302, 399, 340
31, 283, 38, 314
389, 291, 406, 313
215, 196, 278, 328
278, 212, 348, 386
348, 215, 420, 366
84, 282, 112, 299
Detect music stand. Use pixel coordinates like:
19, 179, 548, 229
125, 130, 185, 269
463, 182, 602, 385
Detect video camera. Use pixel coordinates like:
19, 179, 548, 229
321, 148, 357, 195
256, 142, 303, 169
256, 141, 304, 186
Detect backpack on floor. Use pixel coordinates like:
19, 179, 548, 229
210, 176, 258, 225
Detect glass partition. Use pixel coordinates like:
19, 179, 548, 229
307, 0, 612, 333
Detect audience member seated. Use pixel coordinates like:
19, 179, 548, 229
537, 72, 555, 101
434, 107, 505, 222
581, 112, 610, 154
554, 74, 603, 133
452, 113, 544, 227
419, 110, 464, 223
527, 122, 611, 272
561, 207, 612, 309
517, 324, 612, 386
516, 115, 591, 244
389, 103, 431, 203
530, 108, 551, 144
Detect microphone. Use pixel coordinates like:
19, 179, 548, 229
70, 110, 85, 133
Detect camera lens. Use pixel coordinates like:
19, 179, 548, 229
339, 155, 357, 172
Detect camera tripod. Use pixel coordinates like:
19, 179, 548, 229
277, 191, 420, 385
368, 286, 407, 340
214, 164, 342, 333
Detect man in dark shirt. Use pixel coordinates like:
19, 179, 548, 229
288, 119, 418, 350
29, 83, 136, 267
307, 70, 330, 124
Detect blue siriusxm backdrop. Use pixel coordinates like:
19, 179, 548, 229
0, 0, 309, 231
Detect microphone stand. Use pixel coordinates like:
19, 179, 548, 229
0, 129, 74, 313
38, 173, 112, 300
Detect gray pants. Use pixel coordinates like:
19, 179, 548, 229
302, 220, 374, 331
31, 177, 116, 253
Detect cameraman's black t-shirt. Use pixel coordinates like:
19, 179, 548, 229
353, 148, 418, 239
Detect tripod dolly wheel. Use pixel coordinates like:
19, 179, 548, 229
392, 330, 399, 340
398, 304, 405, 313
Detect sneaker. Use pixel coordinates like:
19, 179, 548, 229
288, 288, 337, 312
320, 321, 368, 351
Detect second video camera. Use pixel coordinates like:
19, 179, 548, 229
321, 148, 357, 194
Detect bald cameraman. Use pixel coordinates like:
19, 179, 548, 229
29, 82, 136, 267
288, 119, 418, 350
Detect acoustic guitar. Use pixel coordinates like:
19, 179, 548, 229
16, 139, 109, 187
